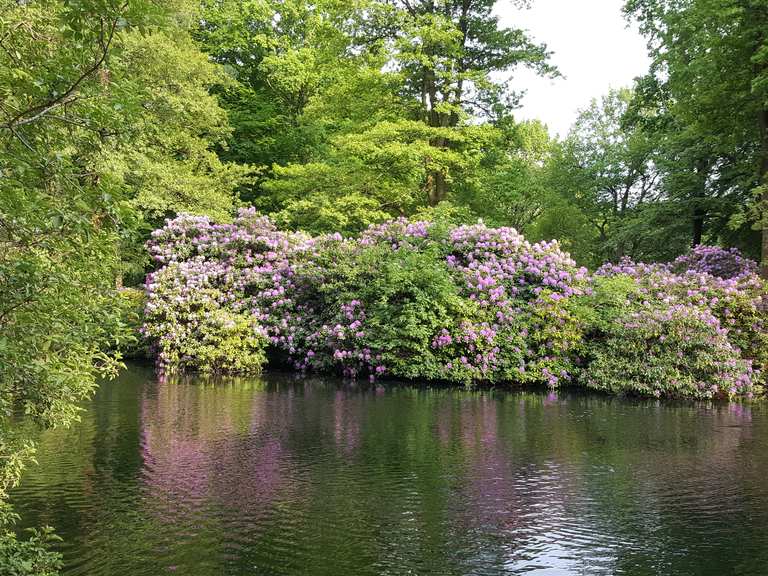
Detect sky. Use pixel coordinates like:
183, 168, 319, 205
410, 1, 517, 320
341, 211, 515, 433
494, 0, 651, 138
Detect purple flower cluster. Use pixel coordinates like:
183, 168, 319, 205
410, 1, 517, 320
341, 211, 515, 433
595, 247, 767, 392
586, 302, 757, 399
438, 224, 589, 385
144, 214, 589, 383
353, 219, 589, 384
669, 245, 758, 280
358, 218, 432, 249
143, 214, 765, 397
445, 223, 589, 301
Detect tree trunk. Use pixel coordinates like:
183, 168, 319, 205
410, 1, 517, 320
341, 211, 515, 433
760, 107, 768, 279
762, 184, 768, 279
428, 171, 447, 206
692, 158, 708, 248
692, 214, 704, 247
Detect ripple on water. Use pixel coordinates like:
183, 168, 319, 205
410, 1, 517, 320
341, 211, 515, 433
9, 367, 768, 576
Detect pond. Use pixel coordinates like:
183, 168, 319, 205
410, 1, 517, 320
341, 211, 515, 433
10, 364, 768, 576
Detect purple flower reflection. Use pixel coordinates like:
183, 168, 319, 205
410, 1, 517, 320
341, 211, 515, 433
139, 380, 294, 525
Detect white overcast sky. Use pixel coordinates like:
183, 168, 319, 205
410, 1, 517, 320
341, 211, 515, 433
494, 0, 651, 138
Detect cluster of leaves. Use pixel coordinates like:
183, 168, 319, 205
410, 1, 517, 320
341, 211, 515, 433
193, 0, 558, 235
1, 432, 62, 574
0, 522, 61, 576
623, 0, 768, 276
113, 288, 147, 359
576, 277, 759, 400
144, 214, 766, 400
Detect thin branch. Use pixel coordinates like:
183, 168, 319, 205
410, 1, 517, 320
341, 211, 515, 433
0, 290, 45, 328
1, 5, 126, 130
401, 0, 417, 16
9, 125, 42, 158
11, 95, 79, 128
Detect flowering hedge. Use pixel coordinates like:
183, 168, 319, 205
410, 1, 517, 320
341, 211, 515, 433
596, 248, 768, 390
579, 280, 757, 399
143, 212, 766, 399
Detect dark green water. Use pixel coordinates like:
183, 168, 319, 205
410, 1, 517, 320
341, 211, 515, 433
9, 365, 768, 576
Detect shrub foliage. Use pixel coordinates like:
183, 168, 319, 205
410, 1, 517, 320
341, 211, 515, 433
145, 214, 766, 399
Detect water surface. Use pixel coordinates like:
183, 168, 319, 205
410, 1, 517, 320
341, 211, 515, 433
11, 365, 768, 575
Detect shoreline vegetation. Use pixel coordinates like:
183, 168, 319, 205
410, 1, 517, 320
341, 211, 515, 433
141, 210, 767, 402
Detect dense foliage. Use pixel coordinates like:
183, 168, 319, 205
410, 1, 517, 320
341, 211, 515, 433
145, 214, 766, 400
621, 0, 768, 272
185, 0, 768, 271
579, 275, 760, 399
596, 247, 768, 382
193, 0, 558, 234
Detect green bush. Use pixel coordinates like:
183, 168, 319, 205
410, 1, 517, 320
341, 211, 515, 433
596, 260, 768, 388
0, 529, 62, 576
336, 244, 493, 383
582, 302, 756, 399
142, 261, 268, 373
144, 213, 762, 398
523, 292, 588, 387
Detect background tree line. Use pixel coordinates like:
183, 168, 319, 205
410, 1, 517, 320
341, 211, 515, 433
1, 0, 766, 571
190, 0, 768, 271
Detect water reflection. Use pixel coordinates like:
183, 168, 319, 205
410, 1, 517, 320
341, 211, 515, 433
10, 366, 768, 576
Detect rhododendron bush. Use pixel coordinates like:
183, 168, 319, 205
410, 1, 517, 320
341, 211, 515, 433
578, 278, 757, 399
143, 211, 766, 399
596, 247, 768, 392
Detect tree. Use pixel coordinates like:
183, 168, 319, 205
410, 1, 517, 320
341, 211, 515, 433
193, 0, 558, 226
194, 0, 368, 204
366, 0, 557, 205
454, 117, 553, 230
625, 0, 768, 276
545, 89, 662, 261
0, 0, 247, 565
263, 120, 505, 233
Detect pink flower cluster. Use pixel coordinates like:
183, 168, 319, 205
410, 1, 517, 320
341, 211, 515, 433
586, 302, 758, 399
596, 248, 767, 389
143, 213, 765, 397
145, 213, 590, 384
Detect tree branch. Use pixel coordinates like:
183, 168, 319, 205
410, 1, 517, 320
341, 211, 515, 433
1, 6, 125, 131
